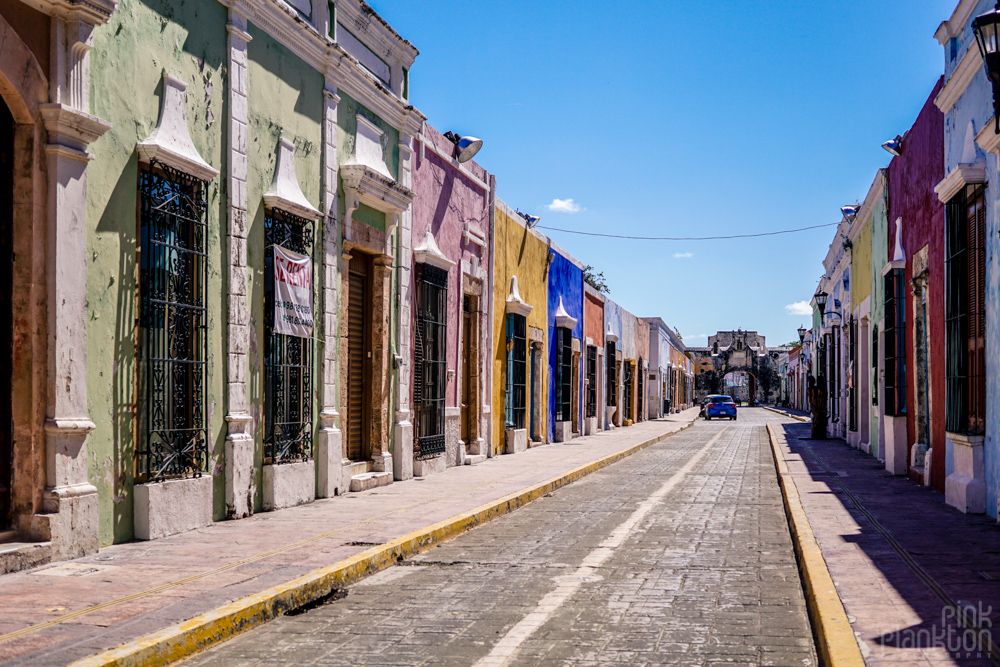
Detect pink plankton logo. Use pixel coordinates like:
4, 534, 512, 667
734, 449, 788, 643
878, 602, 995, 659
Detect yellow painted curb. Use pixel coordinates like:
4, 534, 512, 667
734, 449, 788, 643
68, 422, 693, 667
766, 423, 865, 667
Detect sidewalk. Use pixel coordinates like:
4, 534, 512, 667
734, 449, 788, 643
0, 411, 697, 667
770, 421, 1000, 666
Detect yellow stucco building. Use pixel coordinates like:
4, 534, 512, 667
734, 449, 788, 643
492, 200, 550, 453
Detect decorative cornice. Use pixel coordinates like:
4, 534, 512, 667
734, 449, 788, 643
975, 118, 1000, 154
935, 45, 982, 113
138, 73, 219, 181
413, 230, 455, 271
505, 276, 533, 317
40, 103, 111, 154
23, 0, 117, 25
340, 0, 418, 64
463, 222, 486, 248
264, 137, 321, 220
934, 161, 986, 203
935, 0, 978, 45
553, 296, 578, 330
340, 163, 414, 213
849, 168, 885, 241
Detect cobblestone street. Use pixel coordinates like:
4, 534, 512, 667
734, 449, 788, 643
183, 409, 816, 666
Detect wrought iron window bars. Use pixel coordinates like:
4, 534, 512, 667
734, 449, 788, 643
414, 264, 448, 459
264, 208, 314, 465
138, 161, 209, 483
505, 314, 527, 429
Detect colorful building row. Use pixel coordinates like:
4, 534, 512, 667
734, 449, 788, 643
786, 0, 1000, 519
0, 0, 692, 570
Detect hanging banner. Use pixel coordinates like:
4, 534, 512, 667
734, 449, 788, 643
273, 244, 313, 339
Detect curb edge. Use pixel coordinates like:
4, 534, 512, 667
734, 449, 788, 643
68, 420, 694, 667
766, 422, 865, 667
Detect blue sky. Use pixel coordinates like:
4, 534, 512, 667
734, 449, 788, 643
372, 0, 951, 348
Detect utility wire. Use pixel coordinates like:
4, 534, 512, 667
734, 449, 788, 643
534, 221, 838, 241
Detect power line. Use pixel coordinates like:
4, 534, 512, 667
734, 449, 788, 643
534, 222, 839, 241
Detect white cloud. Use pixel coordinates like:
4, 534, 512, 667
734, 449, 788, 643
683, 333, 708, 341
785, 301, 813, 316
673, 252, 693, 258
546, 198, 582, 213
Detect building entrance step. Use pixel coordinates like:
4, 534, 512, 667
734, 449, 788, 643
0, 536, 52, 575
349, 471, 392, 492
464, 454, 487, 465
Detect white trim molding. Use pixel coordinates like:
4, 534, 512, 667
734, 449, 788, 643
138, 73, 219, 181
553, 296, 578, 330
340, 163, 414, 214
264, 136, 321, 220
505, 276, 533, 317
934, 161, 986, 203
975, 118, 1000, 154
935, 0, 978, 45
935, 45, 982, 114
413, 230, 455, 271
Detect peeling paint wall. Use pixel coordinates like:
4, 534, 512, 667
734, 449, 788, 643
88, 0, 228, 544
246, 22, 324, 511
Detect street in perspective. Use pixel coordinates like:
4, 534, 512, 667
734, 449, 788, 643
4, 0, 1000, 666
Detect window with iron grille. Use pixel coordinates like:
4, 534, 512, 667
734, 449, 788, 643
586, 346, 597, 418
505, 313, 526, 429
606, 342, 617, 407
414, 264, 448, 458
871, 324, 879, 407
946, 183, 986, 435
264, 208, 314, 464
884, 268, 906, 417
637, 359, 644, 422
623, 360, 633, 421
137, 162, 209, 482
555, 327, 572, 422
849, 318, 858, 431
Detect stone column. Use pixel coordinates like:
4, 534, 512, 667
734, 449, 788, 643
393, 137, 414, 481
32, 15, 112, 559
371, 255, 394, 473
224, 10, 254, 519
317, 85, 342, 497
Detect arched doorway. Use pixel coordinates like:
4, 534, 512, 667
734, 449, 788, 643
722, 370, 756, 405
0, 96, 11, 527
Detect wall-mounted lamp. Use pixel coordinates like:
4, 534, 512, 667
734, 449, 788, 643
882, 135, 903, 156
973, 2, 1000, 134
516, 209, 540, 228
840, 205, 859, 221
814, 290, 829, 318
443, 131, 484, 163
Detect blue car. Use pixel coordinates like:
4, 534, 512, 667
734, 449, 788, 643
704, 395, 737, 420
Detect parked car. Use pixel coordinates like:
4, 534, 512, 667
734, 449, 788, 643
704, 395, 737, 420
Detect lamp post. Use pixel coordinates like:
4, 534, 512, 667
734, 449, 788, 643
973, 2, 1000, 134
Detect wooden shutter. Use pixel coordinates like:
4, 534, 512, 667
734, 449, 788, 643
346, 258, 367, 460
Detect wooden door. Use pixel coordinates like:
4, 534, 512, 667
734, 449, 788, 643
0, 100, 12, 526
461, 297, 472, 447
346, 254, 371, 461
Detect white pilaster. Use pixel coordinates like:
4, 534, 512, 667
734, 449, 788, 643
317, 84, 343, 497
224, 10, 254, 519
393, 135, 414, 481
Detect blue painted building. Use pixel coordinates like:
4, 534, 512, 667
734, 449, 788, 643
546, 243, 584, 443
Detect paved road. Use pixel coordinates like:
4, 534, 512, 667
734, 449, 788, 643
182, 409, 816, 666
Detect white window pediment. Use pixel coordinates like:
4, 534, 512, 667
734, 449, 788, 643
553, 296, 578, 330
934, 161, 985, 203
138, 73, 219, 182
351, 114, 393, 179
413, 230, 455, 271
505, 276, 533, 317
264, 137, 321, 221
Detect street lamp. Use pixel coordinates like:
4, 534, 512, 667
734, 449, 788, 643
797, 325, 807, 344
814, 290, 829, 318
973, 2, 1000, 134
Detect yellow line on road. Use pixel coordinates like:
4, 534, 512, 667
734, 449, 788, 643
766, 422, 865, 667
66, 423, 692, 667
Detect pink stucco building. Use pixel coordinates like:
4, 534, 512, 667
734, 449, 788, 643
406, 124, 495, 477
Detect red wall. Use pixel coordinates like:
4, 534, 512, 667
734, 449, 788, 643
886, 77, 945, 491
584, 290, 604, 350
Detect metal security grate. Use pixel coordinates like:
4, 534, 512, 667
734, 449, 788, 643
138, 162, 209, 482
623, 360, 633, 422
505, 314, 526, 429
586, 346, 597, 418
555, 327, 572, 423
415, 264, 448, 459
849, 318, 858, 431
264, 209, 314, 464
884, 269, 906, 417
606, 342, 617, 407
637, 358, 644, 422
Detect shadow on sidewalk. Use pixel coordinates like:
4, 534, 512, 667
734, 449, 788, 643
778, 422, 1000, 666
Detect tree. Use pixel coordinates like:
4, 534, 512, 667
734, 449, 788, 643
582, 265, 610, 294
